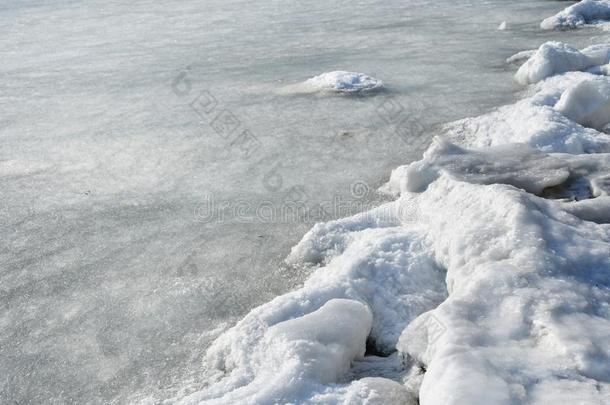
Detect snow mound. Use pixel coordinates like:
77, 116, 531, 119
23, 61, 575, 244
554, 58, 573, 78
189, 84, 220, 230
541, 0, 610, 30
280, 71, 384, 95
515, 42, 610, 85
446, 70, 610, 153
555, 77, 610, 131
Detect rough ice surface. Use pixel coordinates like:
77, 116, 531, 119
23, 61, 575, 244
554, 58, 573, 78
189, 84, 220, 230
280, 71, 384, 95
184, 41, 610, 404
541, 0, 610, 30
514, 41, 610, 84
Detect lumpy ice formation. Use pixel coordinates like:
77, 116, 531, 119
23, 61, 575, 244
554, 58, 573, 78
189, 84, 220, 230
181, 5, 610, 405
280, 71, 384, 94
514, 41, 610, 85
541, 0, 610, 30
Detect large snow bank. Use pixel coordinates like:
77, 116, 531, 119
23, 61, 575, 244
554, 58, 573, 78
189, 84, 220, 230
515, 42, 610, 85
541, 0, 610, 30
279, 71, 384, 95
179, 45, 610, 404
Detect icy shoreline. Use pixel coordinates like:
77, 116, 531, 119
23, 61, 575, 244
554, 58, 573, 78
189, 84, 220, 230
180, 3, 610, 404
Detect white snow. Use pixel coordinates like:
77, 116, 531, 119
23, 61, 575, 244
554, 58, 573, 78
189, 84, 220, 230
555, 77, 610, 131
506, 49, 535, 65
446, 72, 610, 153
541, 0, 610, 30
280, 71, 384, 94
515, 42, 610, 85
181, 40, 610, 404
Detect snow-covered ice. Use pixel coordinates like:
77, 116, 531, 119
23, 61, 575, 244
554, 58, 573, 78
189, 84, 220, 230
541, 0, 610, 30
180, 42, 610, 404
280, 71, 384, 95
447, 72, 610, 153
514, 41, 610, 85
5, 0, 610, 403
555, 77, 610, 130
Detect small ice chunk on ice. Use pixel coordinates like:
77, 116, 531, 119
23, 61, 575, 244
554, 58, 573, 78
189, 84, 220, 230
281, 71, 383, 94
506, 49, 535, 65
541, 0, 610, 30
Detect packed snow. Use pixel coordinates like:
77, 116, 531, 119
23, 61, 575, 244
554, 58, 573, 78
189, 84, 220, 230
279, 71, 384, 95
179, 40, 610, 404
541, 0, 610, 30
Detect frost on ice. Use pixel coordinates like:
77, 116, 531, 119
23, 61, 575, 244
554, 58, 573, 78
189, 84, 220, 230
181, 48, 610, 404
541, 0, 610, 30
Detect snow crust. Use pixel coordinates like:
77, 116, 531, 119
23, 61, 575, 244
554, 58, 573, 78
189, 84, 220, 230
541, 0, 610, 30
181, 39, 610, 405
280, 71, 384, 94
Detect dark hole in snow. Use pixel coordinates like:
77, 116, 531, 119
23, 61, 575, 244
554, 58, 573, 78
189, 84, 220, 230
540, 176, 593, 201
365, 337, 392, 357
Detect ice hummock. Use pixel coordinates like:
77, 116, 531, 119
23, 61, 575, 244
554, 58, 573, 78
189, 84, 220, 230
555, 77, 610, 131
514, 41, 610, 85
179, 47, 610, 404
541, 0, 610, 30
279, 71, 384, 94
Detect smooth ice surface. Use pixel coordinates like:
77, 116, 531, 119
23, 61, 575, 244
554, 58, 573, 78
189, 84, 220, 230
541, 0, 610, 30
3, 0, 610, 403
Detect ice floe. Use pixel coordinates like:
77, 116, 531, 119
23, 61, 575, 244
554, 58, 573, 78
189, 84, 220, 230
541, 0, 610, 30
279, 71, 384, 95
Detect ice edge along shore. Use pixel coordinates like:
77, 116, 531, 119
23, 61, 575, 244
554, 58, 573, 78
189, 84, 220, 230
177, 2, 610, 404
